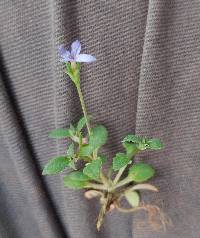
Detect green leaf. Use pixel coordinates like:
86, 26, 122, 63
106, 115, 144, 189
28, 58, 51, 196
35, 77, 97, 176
64, 171, 90, 189
79, 144, 93, 157
125, 191, 140, 207
99, 155, 107, 164
66, 143, 75, 158
123, 142, 139, 158
42, 156, 70, 175
79, 125, 108, 156
49, 128, 71, 138
112, 153, 130, 171
89, 125, 108, 149
69, 124, 76, 135
147, 138, 164, 150
83, 158, 102, 180
122, 135, 142, 144
68, 160, 76, 170
76, 116, 92, 132
128, 163, 155, 182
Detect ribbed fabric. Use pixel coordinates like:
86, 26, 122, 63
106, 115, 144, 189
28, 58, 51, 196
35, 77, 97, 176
0, 0, 200, 238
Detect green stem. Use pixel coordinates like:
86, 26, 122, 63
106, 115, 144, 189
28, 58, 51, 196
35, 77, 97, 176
86, 183, 107, 191
114, 177, 132, 189
75, 82, 91, 135
113, 165, 127, 184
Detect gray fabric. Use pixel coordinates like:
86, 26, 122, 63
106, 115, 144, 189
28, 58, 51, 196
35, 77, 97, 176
0, 0, 200, 238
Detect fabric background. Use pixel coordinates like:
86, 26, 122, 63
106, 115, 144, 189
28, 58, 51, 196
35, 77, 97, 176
0, 0, 200, 237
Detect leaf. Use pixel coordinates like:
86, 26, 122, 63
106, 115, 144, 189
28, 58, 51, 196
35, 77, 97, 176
79, 144, 94, 157
147, 138, 164, 150
122, 135, 142, 144
83, 158, 102, 180
130, 183, 158, 192
89, 125, 108, 149
49, 128, 71, 138
84, 190, 102, 199
64, 171, 90, 189
76, 116, 92, 132
128, 163, 155, 182
42, 156, 70, 175
79, 125, 108, 156
123, 142, 139, 157
69, 124, 76, 135
68, 160, 76, 170
112, 153, 130, 171
67, 143, 74, 158
99, 155, 107, 164
125, 191, 140, 207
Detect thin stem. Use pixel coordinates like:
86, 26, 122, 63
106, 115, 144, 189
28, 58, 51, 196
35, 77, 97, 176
113, 165, 127, 184
114, 177, 132, 189
76, 82, 91, 135
86, 183, 108, 191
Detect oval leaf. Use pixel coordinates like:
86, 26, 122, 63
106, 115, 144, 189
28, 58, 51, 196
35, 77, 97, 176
49, 128, 71, 138
64, 171, 90, 189
112, 153, 130, 171
90, 125, 108, 149
79, 125, 108, 156
147, 138, 164, 150
42, 156, 70, 175
128, 163, 155, 182
83, 158, 102, 180
123, 142, 139, 157
125, 190, 140, 207
122, 135, 142, 144
66, 143, 75, 158
76, 116, 92, 132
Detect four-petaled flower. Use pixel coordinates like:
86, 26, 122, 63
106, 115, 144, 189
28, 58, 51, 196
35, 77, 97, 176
59, 40, 96, 63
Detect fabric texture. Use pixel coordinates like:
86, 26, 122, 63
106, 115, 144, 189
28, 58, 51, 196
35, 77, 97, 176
0, 0, 200, 237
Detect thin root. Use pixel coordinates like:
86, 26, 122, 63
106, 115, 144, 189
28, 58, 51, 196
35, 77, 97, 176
114, 201, 172, 232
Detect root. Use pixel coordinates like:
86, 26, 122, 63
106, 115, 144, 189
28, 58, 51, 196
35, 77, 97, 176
115, 201, 172, 232
96, 193, 112, 230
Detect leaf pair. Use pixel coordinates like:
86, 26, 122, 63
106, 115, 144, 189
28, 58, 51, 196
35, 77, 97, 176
122, 135, 164, 151
48, 116, 91, 140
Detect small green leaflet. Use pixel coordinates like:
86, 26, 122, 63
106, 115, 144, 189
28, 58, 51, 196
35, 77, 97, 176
147, 138, 164, 150
64, 171, 90, 189
123, 142, 139, 157
76, 116, 92, 132
79, 125, 108, 156
66, 143, 75, 158
68, 160, 76, 170
99, 155, 107, 164
122, 135, 141, 144
125, 191, 140, 207
128, 163, 155, 182
49, 128, 71, 138
83, 158, 102, 180
42, 156, 70, 175
122, 135, 164, 151
69, 124, 76, 135
89, 125, 108, 149
112, 153, 130, 171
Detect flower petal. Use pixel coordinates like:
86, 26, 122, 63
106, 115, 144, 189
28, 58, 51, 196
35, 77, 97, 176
71, 40, 81, 57
76, 54, 96, 63
58, 45, 70, 62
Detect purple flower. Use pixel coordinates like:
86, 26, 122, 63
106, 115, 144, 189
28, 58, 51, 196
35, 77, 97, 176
59, 40, 96, 63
